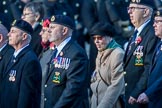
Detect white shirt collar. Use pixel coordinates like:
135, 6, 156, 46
0, 43, 7, 52
55, 36, 71, 57
13, 44, 29, 58
136, 19, 150, 36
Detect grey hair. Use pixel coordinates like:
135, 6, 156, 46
67, 28, 73, 37
148, 7, 153, 18
24, 1, 44, 21
26, 34, 32, 44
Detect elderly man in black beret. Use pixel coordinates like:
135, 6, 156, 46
90, 22, 125, 108
0, 19, 42, 108
43, 15, 89, 108
136, 9, 162, 108
123, 0, 159, 108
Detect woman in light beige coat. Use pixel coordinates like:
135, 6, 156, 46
90, 22, 125, 108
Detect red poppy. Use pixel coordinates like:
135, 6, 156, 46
135, 36, 142, 44
42, 19, 50, 27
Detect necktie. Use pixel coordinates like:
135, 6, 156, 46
131, 29, 138, 43
50, 48, 58, 63
155, 41, 162, 61
52, 48, 58, 58
127, 30, 138, 55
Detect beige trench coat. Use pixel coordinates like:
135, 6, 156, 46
91, 47, 125, 108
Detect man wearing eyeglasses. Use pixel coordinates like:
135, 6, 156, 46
136, 9, 162, 108
123, 0, 158, 108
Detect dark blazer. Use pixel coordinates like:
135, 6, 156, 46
123, 22, 158, 108
44, 40, 89, 108
0, 46, 42, 108
144, 43, 162, 108
0, 44, 14, 83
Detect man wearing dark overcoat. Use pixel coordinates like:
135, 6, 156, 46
0, 24, 14, 87
123, 0, 159, 108
0, 19, 42, 108
137, 9, 162, 108
43, 15, 89, 108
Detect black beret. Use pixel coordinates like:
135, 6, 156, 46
130, 0, 155, 9
11, 19, 33, 34
50, 15, 75, 30
90, 22, 115, 37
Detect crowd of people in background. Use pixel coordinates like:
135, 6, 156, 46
0, 0, 162, 108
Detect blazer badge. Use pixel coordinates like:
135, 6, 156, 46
52, 72, 61, 83
134, 46, 144, 66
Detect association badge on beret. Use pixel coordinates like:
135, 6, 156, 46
157, 11, 160, 16
132, 0, 141, 3
51, 16, 55, 22
12, 20, 17, 26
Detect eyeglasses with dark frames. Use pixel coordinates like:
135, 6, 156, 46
127, 7, 146, 12
93, 36, 103, 41
22, 13, 34, 16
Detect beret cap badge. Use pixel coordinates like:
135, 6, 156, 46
51, 16, 55, 22
12, 20, 17, 26
132, 0, 141, 3
157, 11, 160, 16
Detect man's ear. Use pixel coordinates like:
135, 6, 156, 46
0, 34, 3, 42
22, 33, 27, 40
143, 8, 150, 17
62, 27, 68, 35
35, 13, 40, 22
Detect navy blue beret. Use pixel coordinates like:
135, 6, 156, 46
130, 0, 155, 9
50, 15, 75, 30
12, 19, 33, 34
90, 22, 115, 37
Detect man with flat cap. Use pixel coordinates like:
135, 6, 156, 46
123, 0, 159, 108
90, 22, 125, 108
0, 19, 42, 108
44, 15, 89, 108
136, 9, 162, 108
